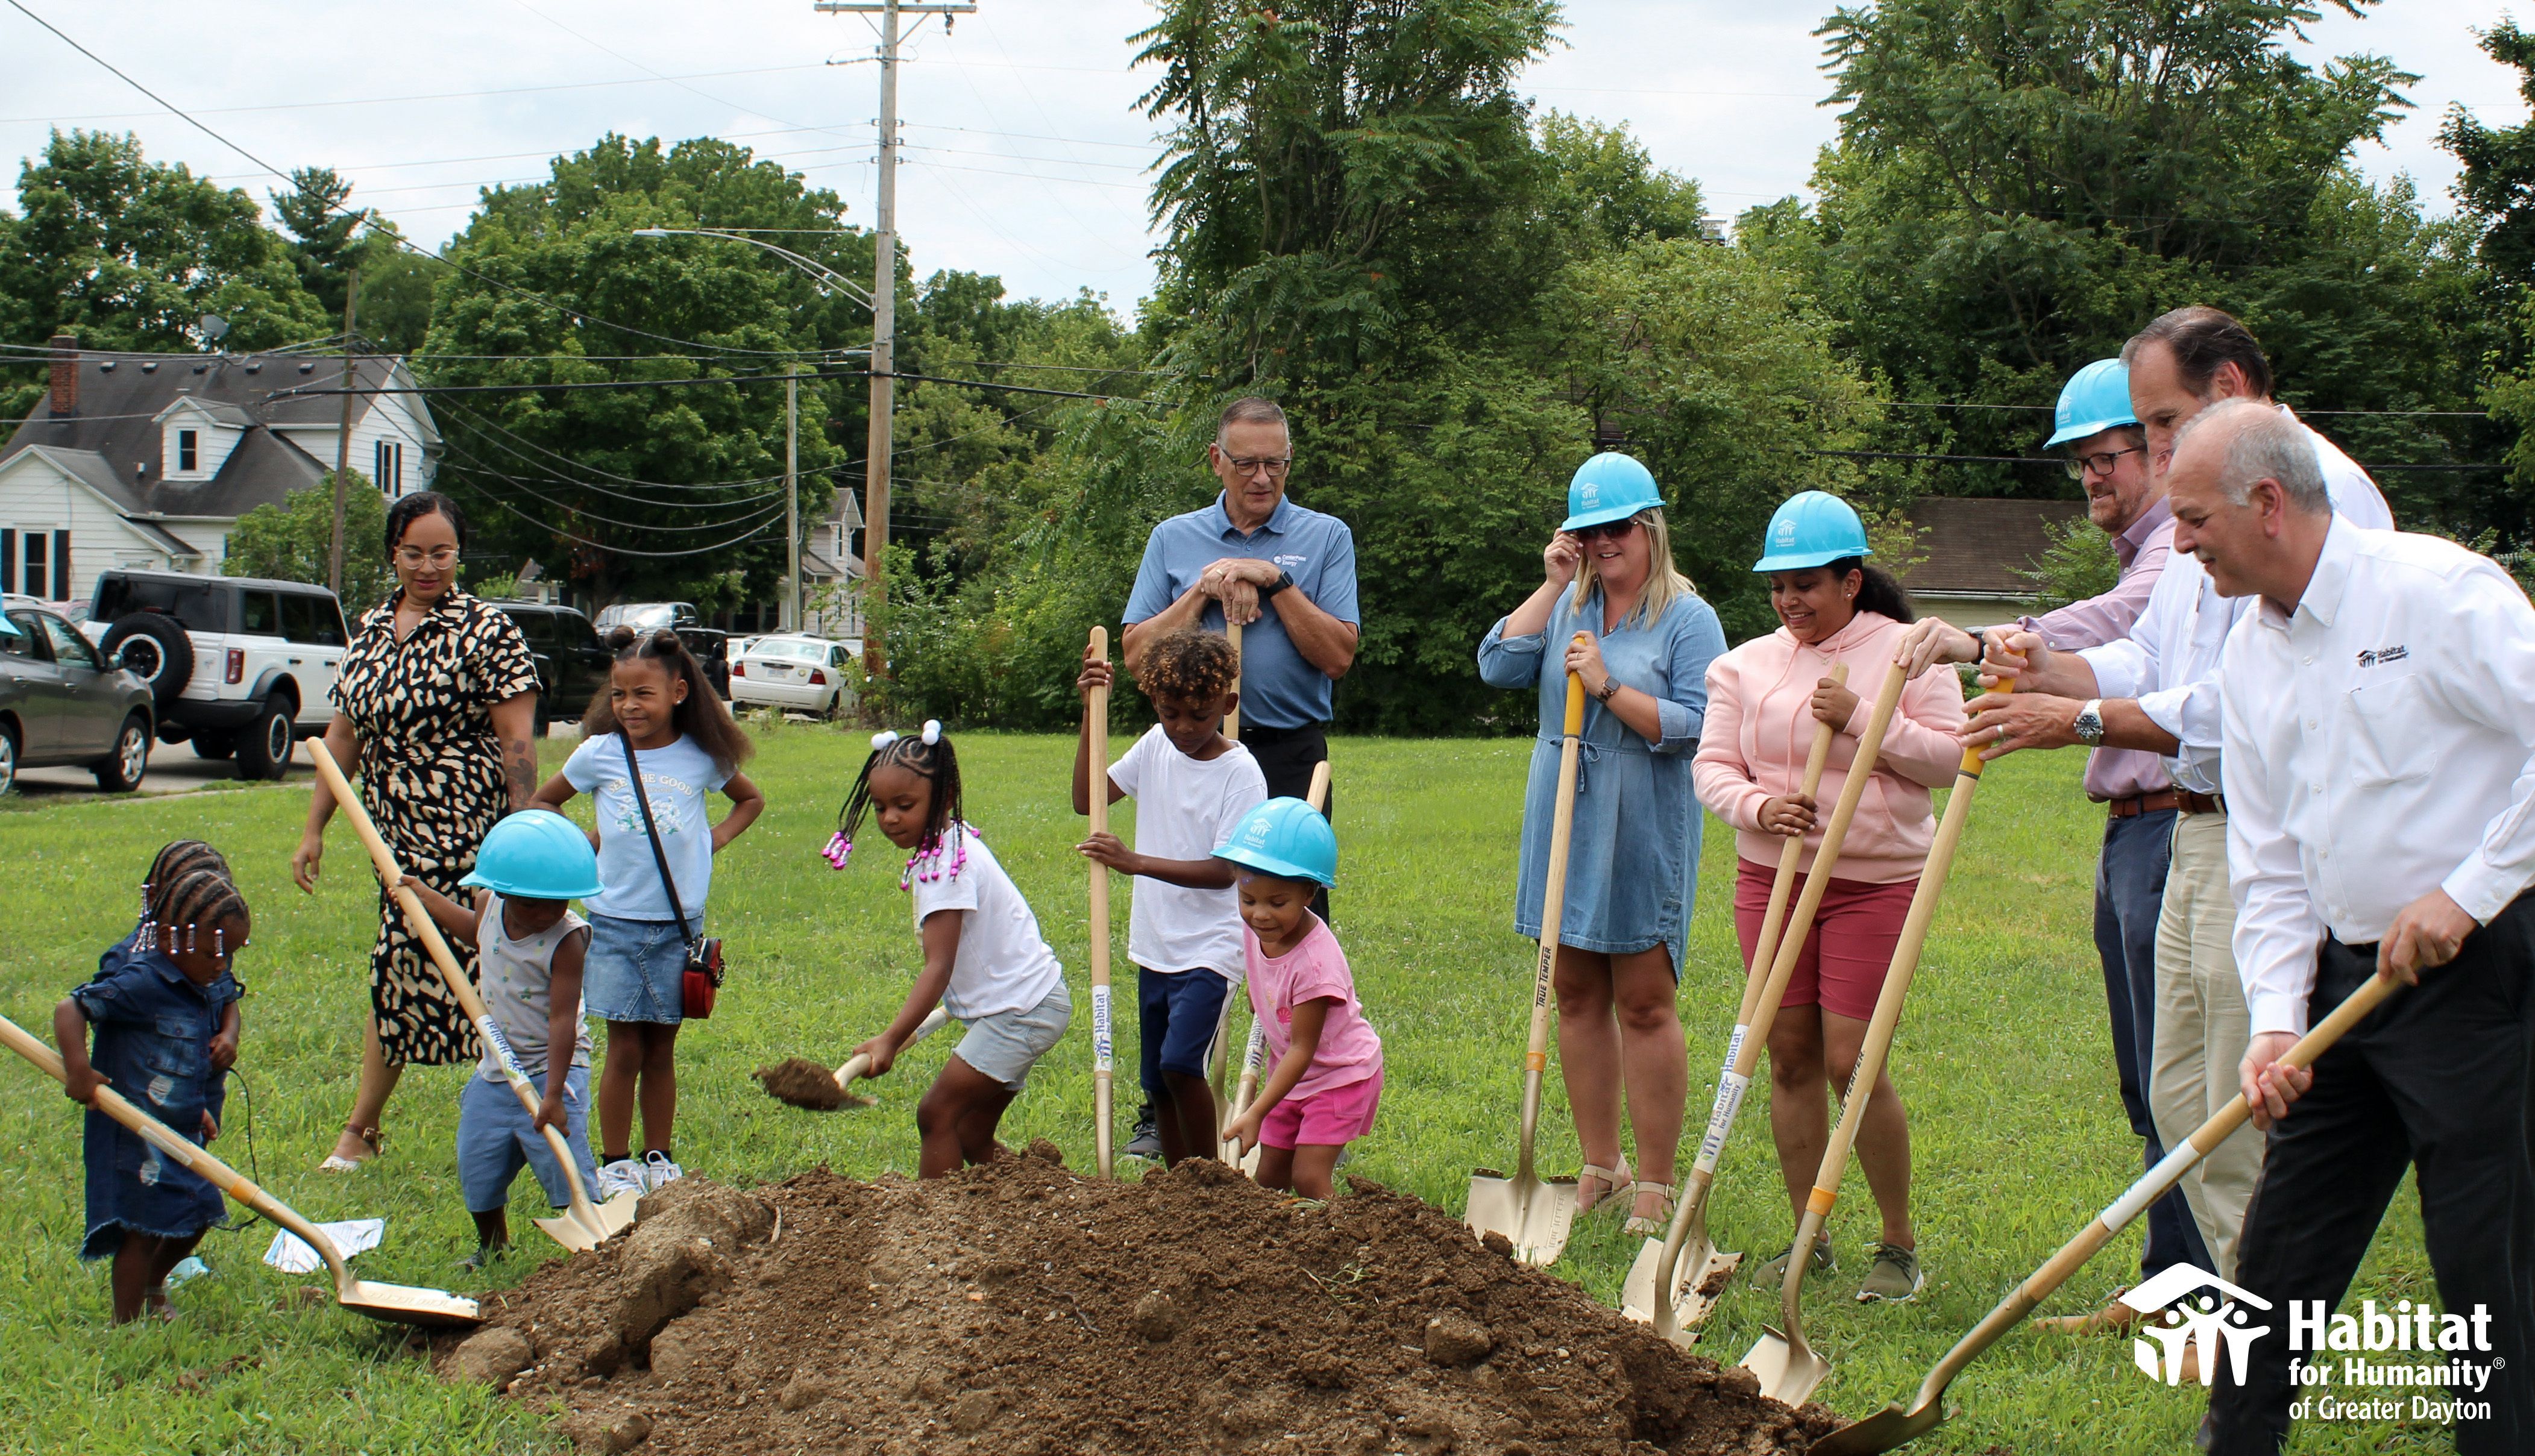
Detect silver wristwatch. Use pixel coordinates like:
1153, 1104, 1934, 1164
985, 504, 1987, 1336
2073, 698, 2105, 747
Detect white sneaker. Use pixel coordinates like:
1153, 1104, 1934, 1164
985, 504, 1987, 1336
595, 1158, 646, 1200
643, 1151, 684, 1191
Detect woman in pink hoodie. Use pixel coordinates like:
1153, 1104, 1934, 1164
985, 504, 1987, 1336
1691, 491, 1967, 1305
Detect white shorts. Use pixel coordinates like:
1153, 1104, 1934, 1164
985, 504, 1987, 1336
954, 984, 1073, 1091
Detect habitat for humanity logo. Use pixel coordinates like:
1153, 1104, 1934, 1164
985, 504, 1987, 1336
2126, 1264, 2272, 1387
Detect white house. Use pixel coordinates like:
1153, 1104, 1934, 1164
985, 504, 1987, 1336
799, 486, 866, 639
0, 334, 439, 600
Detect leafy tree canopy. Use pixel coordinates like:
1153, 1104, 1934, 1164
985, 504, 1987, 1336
222, 471, 392, 609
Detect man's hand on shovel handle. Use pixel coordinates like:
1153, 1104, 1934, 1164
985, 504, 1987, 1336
1962, 691, 2082, 761
2240, 1032, 2311, 1131
2379, 889, 2474, 988
1893, 617, 1984, 680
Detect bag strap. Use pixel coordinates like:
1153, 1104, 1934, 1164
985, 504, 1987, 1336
618, 728, 696, 946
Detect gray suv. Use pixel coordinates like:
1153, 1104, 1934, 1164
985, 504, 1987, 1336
82, 568, 348, 780
1, 600, 154, 794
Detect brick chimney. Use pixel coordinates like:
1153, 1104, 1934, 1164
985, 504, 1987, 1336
48, 333, 77, 415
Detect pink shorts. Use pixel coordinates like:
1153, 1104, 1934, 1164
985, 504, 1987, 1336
1732, 859, 1917, 1022
1259, 1070, 1382, 1150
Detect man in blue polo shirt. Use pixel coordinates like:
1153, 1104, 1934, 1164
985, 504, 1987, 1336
1120, 395, 1360, 1156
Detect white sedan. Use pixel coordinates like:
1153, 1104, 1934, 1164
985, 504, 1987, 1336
729, 635, 859, 718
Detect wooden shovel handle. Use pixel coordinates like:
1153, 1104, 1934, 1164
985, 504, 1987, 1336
1085, 626, 1114, 1178
1225, 619, 1242, 739
0, 1012, 354, 1286
1738, 662, 1851, 1028
306, 741, 603, 1219
835, 1005, 951, 1087
1513, 642, 1591, 1181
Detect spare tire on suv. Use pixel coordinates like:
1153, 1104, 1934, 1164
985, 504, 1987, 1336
99, 613, 194, 708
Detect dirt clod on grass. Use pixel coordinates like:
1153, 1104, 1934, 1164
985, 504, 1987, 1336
447, 1150, 1839, 1455
752, 1056, 876, 1110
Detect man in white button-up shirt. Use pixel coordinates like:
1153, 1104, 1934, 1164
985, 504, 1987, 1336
2179, 399, 2533, 1456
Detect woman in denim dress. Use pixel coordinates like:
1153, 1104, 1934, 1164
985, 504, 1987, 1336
1477, 455, 1726, 1235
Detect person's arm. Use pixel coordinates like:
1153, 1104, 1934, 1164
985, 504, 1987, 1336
1225, 997, 1332, 1151
207, 1000, 240, 1073
1122, 584, 1215, 673
2396, 563, 2535, 979
1865, 659, 1974, 788
292, 715, 366, 893
1079, 843, 1240, 890
536, 926, 589, 1134
490, 692, 539, 812
1959, 629, 2176, 761
386, 871, 482, 949
1072, 651, 1128, 814
711, 772, 765, 851
52, 998, 104, 1107
852, 911, 962, 1076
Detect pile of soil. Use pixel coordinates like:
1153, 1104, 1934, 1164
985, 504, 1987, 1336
441, 1147, 1841, 1455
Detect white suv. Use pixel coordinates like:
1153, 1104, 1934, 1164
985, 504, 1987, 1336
83, 569, 347, 780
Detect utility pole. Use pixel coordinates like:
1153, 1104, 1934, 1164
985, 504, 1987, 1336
815, 0, 973, 675
326, 271, 361, 598
785, 363, 800, 633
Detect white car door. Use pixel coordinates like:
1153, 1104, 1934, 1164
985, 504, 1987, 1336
280, 591, 343, 727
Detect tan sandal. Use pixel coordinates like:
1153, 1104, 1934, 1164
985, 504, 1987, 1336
1575, 1161, 1632, 1217
318, 1122, 382, 1173
1621, 1180, 1677, 1237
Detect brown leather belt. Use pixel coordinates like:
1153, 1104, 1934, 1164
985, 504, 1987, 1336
2177, 789, 2226, 816
2103, 791, 2182, 818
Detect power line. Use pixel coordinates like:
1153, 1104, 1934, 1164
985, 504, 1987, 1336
437, 436, 790, 529
268, 365, 870, 397
0, 60, 840, 125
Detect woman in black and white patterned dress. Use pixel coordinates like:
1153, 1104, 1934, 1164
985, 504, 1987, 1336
291, 492, 540, 1170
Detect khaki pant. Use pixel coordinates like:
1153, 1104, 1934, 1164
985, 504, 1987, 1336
2150, 810, 2261, 1281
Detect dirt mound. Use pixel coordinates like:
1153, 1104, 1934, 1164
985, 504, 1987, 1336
752, 1057, 875, 1111
445, 1149, 1839, 1455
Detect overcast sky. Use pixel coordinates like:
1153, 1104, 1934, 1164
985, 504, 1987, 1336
4, 1, 2524, 315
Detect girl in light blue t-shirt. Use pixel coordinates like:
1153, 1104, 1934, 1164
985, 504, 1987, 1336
533, 627, 762, 1201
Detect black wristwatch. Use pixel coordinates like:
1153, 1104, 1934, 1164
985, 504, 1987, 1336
1259, 569, 1294, 600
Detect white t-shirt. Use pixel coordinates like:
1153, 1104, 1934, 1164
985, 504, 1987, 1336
908, 827, 1066, 1021
562, 733, 730, 924
1107, 726, 1268, 978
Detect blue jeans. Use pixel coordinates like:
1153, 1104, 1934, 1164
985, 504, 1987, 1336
583, 915, 689, 1025
2095, 807, 2213, 1280
456, 1067, 597, 1214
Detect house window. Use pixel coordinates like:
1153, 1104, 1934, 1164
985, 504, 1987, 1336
178, 428, 198, 473
374, 440, 403, 495
14, 530, 67, 598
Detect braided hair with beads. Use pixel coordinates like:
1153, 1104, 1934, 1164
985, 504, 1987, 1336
139, 841, 233, 944
823, 721, 969, 887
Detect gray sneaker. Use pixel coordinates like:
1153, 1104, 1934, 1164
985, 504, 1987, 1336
1857, 1242, 1925, 1303
1749, 1238, 1836, 1290
1123, 1106, 1162, 1159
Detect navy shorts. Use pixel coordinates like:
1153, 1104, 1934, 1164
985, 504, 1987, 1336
1137, 965, 1231, 1096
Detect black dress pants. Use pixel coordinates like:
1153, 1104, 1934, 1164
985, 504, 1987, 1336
2208, 896, 2535, 1455
1239, 721, 1331, 924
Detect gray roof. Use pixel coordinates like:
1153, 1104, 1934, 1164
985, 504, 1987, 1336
1, 350, 426, 523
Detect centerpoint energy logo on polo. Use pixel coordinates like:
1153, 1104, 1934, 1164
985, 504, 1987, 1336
2124, 1264, 2272, 1387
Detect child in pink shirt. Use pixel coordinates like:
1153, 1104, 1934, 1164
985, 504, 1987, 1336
1214, 798, 1381, 1199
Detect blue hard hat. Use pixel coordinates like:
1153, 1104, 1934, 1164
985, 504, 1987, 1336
1214, 797, 1337, 888
1753, 491, 1871, 572
2044, 358, 2138, 449
460, 809, 605, 901
1562, 452, 1663, 532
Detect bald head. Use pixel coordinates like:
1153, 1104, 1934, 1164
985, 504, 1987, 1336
2166, 398, 2332, 603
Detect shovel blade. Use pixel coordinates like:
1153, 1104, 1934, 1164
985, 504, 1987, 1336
341, 1278, 483, 1329
1804, 1399, 1952, 1455
1742, 1325, 1833, 1409
531, 1208, 603, 1253
1464, 1172, 1577, 1267
1619, 1232, 1741, 1335
591, 1190, 641, 1238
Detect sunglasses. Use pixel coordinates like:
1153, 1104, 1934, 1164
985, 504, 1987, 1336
1571, 519, 1641, 543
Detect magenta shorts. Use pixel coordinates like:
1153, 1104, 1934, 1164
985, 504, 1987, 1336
1260, 1070, 1382, 1150
1732, 858, 1918, 1022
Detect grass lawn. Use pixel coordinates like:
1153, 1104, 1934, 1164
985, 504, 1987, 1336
0, 724, 2451, 1454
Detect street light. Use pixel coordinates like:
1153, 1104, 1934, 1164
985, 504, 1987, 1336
630, 227, 871, 636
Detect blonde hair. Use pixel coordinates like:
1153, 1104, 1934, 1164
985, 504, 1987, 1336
1572, 508, 1696, 628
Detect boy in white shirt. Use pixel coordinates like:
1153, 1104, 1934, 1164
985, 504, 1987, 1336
1074, 627, 1269, 1166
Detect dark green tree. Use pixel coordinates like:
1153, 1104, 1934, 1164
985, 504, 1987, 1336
270, 166, 372, 321
224, 472, 392, 607
2444, 20, 2535, 538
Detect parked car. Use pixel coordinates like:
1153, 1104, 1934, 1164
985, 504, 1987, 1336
81, 568, 346, 780
594, 601, 700, 634
1, 604, 154, 794
679, 626, 732, 700
488, 601, 612, 733
729, 634, 859, 718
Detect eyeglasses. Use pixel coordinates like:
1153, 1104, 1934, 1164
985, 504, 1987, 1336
1571, 519, 1641, 543
394, 546, 461, 569
1218, 453, 1293, 477
2064, 446, 2144, 480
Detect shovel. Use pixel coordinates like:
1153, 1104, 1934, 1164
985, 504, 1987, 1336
1085, 626, 1117, 1178
1466, 639, 1591, 1266
308, 741, 635, 1254
1621, 661, 1849, 1318
1744, 680, 2011, 1407
759, 1006, 951, 1109
1809, 965, 2404, 1454
1225, 617, 1243, 739
0, 1012, 482, 1329
1629, 660, 1913, 1340
1219, 760, 1330, 1174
